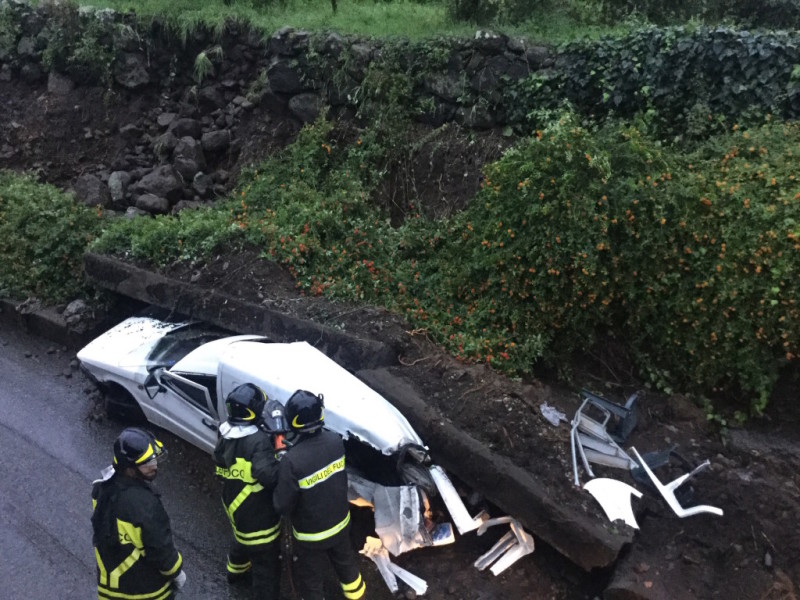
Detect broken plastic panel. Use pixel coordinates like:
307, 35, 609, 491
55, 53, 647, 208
473, 517, 535, 576
429, 465, 484, 535
583, 478, 642, 529
360, 537, 399, 593
348, 473, 433, 555
630, 447, 724, 518
361, 536, 429, 596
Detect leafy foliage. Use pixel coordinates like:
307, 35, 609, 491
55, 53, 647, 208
500, 26, 800, 140
602, 0, 800, 28
0, 171, 101, 301
90, 114, 800, 411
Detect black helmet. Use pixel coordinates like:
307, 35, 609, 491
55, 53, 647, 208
285, 390, 324, 433
226, 383, 268, 426
113, 427, 166, 471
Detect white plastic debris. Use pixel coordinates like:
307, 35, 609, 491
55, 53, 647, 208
429, 465, 484, 535
473, 517, 535, 575
360, 537, 398, 593
387, 562, 428, 595
583, 478, 642, 529
539, 402, 567, 427
630, 447, 724, 518
360, 537, 428, 595
348, 473, 431, 555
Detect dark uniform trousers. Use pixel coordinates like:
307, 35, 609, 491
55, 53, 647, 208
274, 429, 366, 600
215, 427, 282, 598
295, 525, 364, 600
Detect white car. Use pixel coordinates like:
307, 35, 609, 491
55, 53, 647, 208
78, 315, 479, 555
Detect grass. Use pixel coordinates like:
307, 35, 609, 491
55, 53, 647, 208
79, 0, 636, 44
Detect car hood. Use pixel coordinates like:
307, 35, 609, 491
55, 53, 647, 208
77, 317, 189, 369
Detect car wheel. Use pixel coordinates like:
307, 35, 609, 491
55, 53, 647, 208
103, 383, 147, 423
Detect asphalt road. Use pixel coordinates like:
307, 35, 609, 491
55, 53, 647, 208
0, 320, 242, 599
0, 316, 596, 600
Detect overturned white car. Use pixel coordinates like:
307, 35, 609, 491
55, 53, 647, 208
78, 315, 492, 561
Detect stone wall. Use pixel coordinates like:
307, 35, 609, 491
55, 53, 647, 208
0, 0, 553, 215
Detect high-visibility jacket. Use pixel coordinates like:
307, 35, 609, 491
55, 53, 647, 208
214, 423, 281, 547
273, 428, 350, 549
91, 473, 183, 600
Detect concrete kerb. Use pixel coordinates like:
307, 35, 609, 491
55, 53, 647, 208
83, 253, 396, 373
78, 252, 632, 571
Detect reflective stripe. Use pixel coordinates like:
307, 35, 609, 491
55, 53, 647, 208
109, 548, 142, 588
135, 444, 155, 464
227, 557, 252, 574
95, 547, 108, 586
159, 553, 182, 577
225, 482, 264, 519
232, 520, 281, 546
293, 511, 350, 542
98, 580, 172, 599
298, 455, 345, 489
222, 479, 279, 546
342, 573, 366, 599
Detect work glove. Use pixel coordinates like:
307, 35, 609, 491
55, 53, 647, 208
172, 570, 187, 592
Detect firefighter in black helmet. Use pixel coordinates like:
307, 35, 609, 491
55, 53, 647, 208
91, 427, 187, 599
273, 390, 366, 600
214, 383, 282, 597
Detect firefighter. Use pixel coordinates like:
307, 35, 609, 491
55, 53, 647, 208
91, 427, 186, 600
274, 390, 366, 600
214, 383, 282, 597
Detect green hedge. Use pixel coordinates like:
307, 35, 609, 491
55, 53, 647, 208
602, 0, 800, 28
0, 171, 101, 301
505, 27, 800, 138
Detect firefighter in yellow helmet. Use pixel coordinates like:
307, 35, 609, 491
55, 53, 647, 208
91, 427, 186, 600
273, 390, 366, 600
214, 383, 282, 597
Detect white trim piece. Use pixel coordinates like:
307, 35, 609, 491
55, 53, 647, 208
583, 478, 642, 529
429, 465, 483, 535
630, 447, 724, 518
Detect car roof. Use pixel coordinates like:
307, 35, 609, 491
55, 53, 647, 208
170, 334, 269, 375
218, 340, 425, 455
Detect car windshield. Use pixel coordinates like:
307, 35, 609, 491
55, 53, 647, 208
146, 324, 231, 370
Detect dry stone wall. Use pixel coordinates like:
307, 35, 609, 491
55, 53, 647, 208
0, 0, 554, 215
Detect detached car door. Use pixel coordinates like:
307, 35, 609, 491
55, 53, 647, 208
144, 334, 268, 454
155, 371, 220, 453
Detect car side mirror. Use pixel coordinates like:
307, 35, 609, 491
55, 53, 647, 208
144, 369, 165, 399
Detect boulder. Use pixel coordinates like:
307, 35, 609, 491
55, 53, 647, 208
288, 93, 324, 123
135, 193, 170, 214
73, 174, 111, 208
136, 166, 183, 201
267, 59, 304, 95
201, 130, 231, 153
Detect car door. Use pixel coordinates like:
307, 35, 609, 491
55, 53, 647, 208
154, 371, 219, 453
